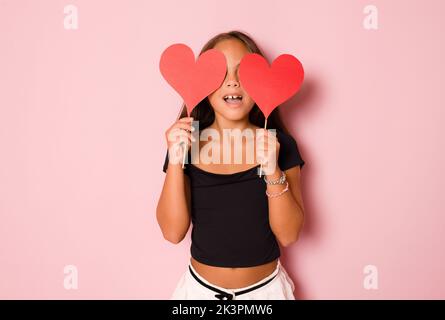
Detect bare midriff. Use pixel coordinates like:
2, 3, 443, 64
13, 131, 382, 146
190, 257, 278, 289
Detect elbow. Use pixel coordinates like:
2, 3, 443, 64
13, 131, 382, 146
156, 208, 187, 244
278, 234, 299, 247
162, 231, 186, 244
277, 228, 302, 247
277, 214, 304, 247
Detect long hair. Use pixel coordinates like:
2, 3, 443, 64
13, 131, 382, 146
177, 30, 291, 135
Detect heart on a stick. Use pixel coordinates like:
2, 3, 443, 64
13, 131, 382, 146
159, 43, 227, 115
238, 53, 304, 118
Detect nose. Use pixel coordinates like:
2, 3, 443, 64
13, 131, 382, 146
226, 80, 239, 87
225, 72, 240, 88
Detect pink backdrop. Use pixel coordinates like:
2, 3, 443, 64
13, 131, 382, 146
1, 0, 444, 299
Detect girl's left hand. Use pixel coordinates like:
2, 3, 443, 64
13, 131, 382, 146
256, 128, 280, 175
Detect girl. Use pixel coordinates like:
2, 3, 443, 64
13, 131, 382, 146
157, 30, 306, 300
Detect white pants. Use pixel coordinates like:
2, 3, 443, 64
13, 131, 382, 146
170, 259, 296, 300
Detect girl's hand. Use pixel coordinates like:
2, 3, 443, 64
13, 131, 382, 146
256, 128, 280, 175
165, 117, 196, 165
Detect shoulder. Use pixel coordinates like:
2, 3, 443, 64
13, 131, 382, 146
276, 129, 305, 171
276, 130, 299, 155
276, 130, 296, 147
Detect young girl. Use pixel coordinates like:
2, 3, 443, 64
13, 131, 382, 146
157, 30, 305, 300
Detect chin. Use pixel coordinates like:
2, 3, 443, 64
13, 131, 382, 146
215, 104, 251, 120
223, 113, 249, 121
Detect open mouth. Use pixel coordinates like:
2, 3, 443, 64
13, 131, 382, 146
223, 95, 243, 106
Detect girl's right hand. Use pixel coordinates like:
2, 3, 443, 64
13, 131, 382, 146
165, 117, 196, 165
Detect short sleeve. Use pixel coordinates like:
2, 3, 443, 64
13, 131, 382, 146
277, 130, 305, 171
162, 150, 169, 173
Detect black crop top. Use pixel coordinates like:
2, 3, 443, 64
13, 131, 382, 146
162, 129, 305, 267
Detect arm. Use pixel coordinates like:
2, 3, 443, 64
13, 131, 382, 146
256, 128, 305, 247
156, 163, 192, 244
156, 117, 194, 244
266, 166, 305, 247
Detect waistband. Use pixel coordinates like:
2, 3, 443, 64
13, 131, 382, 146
188, 260, 281, 300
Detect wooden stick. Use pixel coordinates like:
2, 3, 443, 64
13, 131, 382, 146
177, 103, 188, 169
259, 118, 268, 178
176, 103, 185, 121
181, 140, 188, 168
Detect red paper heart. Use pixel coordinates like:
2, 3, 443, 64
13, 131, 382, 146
159, 44, 227, 115
239, 53, 304, 119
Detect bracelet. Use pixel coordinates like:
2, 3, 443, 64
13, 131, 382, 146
263, 170, 286, 185
265, 181, 289, 198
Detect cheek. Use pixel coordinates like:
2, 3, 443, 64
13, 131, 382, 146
244, 95, 255, 108
208, 93, 222, 109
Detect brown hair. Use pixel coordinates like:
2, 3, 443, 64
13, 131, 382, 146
177, 30, 291, 135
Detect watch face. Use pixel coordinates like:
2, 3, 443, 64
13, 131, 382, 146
264, 171, 286, 185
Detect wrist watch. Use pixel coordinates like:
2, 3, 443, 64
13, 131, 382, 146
263, 170, 286, 185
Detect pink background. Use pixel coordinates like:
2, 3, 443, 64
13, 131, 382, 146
1, 0, 444, 299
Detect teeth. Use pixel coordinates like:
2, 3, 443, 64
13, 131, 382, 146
224, 95, 242, 100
